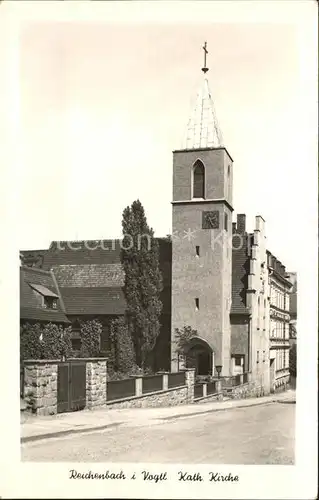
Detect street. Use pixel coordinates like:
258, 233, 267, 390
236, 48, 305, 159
21, 401, 295, 464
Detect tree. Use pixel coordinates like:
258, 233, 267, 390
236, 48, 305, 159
121, 199, 163, 369
109, 317, 136, 373
173, 325, 199, 368
79, 319, 102, 358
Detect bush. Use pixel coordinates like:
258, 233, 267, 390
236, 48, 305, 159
20, 322, 72, 361
79, 319, 102, 358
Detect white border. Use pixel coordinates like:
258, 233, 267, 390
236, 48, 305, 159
0, 1, 317, 499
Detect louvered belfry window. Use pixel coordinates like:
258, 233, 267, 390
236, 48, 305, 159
193, 161, 205, 198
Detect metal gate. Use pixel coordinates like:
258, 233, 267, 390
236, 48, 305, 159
57, 361, 86, 414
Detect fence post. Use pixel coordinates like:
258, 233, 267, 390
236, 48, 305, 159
162, 373, 168, 391
203, 383, 207, 398
135, 377, 142, 397
24, 360, 58, 416
216, 379, 222, 394
86, 358, 107, 409
185, 368, 195, 403
240, 373, 244, 385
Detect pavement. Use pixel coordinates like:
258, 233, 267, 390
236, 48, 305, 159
21, 389, 295, 443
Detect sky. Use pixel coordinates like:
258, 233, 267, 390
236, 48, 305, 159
5, 2, 317, 273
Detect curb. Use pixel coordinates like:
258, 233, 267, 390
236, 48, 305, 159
21, 421, 123, 444
21, 396, 295, 444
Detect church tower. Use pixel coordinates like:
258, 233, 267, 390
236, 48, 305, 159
171, 43, 233, 376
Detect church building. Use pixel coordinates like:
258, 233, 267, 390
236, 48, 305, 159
20, 43, 293, 394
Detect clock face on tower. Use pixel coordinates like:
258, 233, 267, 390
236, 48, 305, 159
202, 210, 220, 229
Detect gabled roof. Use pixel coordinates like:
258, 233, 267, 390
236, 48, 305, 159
20, 266, 70, 324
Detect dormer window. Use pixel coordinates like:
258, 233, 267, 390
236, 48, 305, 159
28, 283, 59, 311
193, 160, 205, 199
43, 296, 58, 310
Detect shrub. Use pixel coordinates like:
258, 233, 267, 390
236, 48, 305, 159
20, 322, 72, 361
79, 319, 102, 358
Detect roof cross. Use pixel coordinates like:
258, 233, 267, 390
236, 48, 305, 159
202, 41, 209, 74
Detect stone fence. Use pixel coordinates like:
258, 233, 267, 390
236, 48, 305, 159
219, 373, 270, 399
22, 358, 195, 416
193, 379, 223, 402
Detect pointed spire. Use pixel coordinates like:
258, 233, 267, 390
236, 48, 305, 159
183, 42, 223, 150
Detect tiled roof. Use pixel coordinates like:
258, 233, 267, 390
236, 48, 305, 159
60, 287, 126, 315
20, 267, 70, 324
20, 306, 70, 324
20, 250, 46, 268
51, 264, 125, 288
231, 233, 250, 316
43, 240, 123, 268
21, 238, 172, 317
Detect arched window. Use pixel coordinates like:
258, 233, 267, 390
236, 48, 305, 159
193, 160, 205, 198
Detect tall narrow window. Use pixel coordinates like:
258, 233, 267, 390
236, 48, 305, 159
193, 160, 205, 198
224, 212, 228, 231
227, 165, 231, 200
195, 298, 199, 310
196, 245, 200, 257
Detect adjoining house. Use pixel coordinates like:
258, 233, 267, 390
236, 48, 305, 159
230, 214, 270, 393
285, 271, 297, 346
20, 265, 70, 401
267, 252, 292, 392
20, 265, 70, 327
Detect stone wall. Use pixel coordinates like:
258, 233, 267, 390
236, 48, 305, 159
24, 360, 58, 416
86, 359, 107, 409
23, 358, 107, 416
106, 369, 194, 410
22, 362, 195, 415
274, 373, 290, 392
195, 393, 223, 403
223, 381, 266, 400
106, 386, 188, 410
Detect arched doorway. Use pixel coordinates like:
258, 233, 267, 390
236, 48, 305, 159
185, 337, 214, 376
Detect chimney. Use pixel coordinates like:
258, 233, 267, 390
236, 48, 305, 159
237, 214, 246, 234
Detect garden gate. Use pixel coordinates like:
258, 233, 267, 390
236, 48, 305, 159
57, 360, 86, 413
